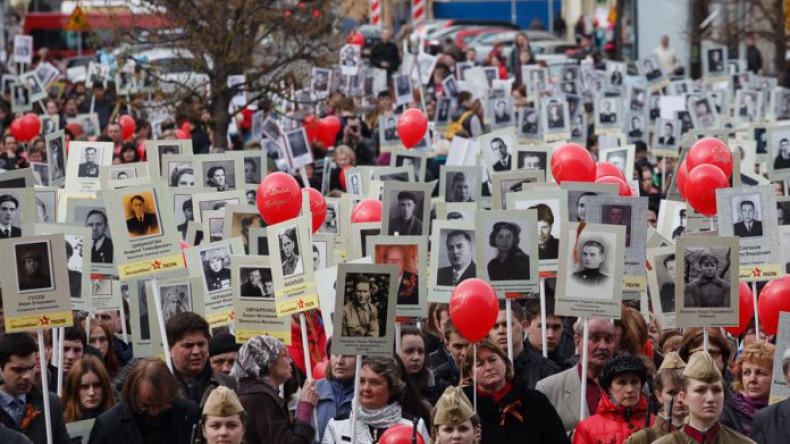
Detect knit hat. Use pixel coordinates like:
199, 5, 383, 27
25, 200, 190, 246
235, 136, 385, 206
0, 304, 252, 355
658, 352, 686, 372
682, 351, 722, 384
202, 386, 244, 417
230, 335, 286, 380
433, 387, 476, 427
599, 353, 647, 390
209, 333, 240, 357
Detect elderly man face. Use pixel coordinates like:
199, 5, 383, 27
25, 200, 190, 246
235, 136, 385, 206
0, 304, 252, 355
446, 233, 472, 269
384, 247, 406, 273
581, 244, 604, 270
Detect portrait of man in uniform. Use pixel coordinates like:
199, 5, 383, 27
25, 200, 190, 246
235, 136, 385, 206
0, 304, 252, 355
77, 146, 101, 178
683, 252, 730, 308
341, 277, 381, 337
16, 242, 54, 292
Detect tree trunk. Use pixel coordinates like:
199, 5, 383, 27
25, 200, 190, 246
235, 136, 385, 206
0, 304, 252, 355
212, 89, 231, 151
689, 0, 711, 79
774, 0, 787, 85
614, 0, 626, 60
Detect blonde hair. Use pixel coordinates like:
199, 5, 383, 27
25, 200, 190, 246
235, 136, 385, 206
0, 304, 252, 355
334, 145, 356, 165
731, 341, 775, 393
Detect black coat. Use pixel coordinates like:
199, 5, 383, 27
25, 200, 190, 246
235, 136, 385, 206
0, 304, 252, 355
0, 385, 70, 444
463, 378, 569, 444
752, 397, 790, 444
512, 343, 561, 389
0, 424, 32, 444
87, 398, 200, 444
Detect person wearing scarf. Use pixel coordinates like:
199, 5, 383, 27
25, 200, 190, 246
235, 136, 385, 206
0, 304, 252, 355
625, 352, 689, 444
722, 342, 774, 437
573, 353, 654, 444
461, 339, 568, 444
652, 352, 755, 444
231, 335, 317, 444
322, 356, 429, 444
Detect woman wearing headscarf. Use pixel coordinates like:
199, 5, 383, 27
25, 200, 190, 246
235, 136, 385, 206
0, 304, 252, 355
431, 387, 480, 444
322, 356, 430, 444
200, 387, 245, 444
232, 335, 318, 444
572, 353, 654, 444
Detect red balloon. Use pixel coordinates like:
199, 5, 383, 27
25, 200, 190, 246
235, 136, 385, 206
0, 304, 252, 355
306, 187, 327, 233
175, 129, 190, 140
21, 113, 41, 141
350, 198, 382, 224
312, 359, 328, 380
348, 32, 364, 46
595, 161, 626, 182
257, 172, 303, 225
449, 278, 499, 343
724, 282, 755, 336
339, 165, 352, 191
596, 175, 632, 197
119, 115, 136, 141
137, 143, 146, 161
378, 424, 426, 444
9, 118, 24, 142
397, 109, 428, 149
551, 143, 596, 184
676, 161, 689, 200
181, 121, 192, 134
323, 115, 341, 137
316, 118, 336, 149
687, 137, 733, 179
685, 164, 729, 217
757, 276, 790, 335
303, 115, 320, 143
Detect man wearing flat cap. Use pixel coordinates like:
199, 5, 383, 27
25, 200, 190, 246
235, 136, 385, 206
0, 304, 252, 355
388, 191, 423, 236
653, 352, 754, 444
18, 248, 52, 291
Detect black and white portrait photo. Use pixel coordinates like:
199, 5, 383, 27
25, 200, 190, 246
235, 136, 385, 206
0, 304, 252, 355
244, 156, 262, 185
444, 170, 477, 203
81, 208, 113, 264
737, 90, 760, 122
519, 107, 540, 138
285, 128, 313, 169
394, 74, 412, 105
240, 267, 273, 298
682, 248, 731, 308
605, 149, 628, 176
482, 133, 513, 172
627, 114, 645, 142
570, 191, 597, 222
160, 283, 192, 322
705, 47, 726, 76
15, 240, 54, 293
157, 143, 181, 170
112, 168, 136, 180
545, 102, 566, 130
485, 221, 531, 281
597, 98, 619, 127
525, 67, 546, 94
435, 97, 452, 125
123, 193, 161, 239
692, 97, 717, 129
436, 229, 476, 286
387, 190, 425, 236
641, 56, 663, 82
203, 161, 235, 191
606, 61, 625, 89
773, 135, 790, 173
655, 119, 679, 148
492, 99, 513, 126
379, 115, 399, 145
311, 68, 331, 98
201, 246, 232, 292
319, 201, 338, 234
278, 226, 304, 277
731, 196, 763, 238
341, 273, 389, 337
77, 146, 102, 178
47, 135, 66, 183
339, 44, 361, 75
0, 193, 23, 238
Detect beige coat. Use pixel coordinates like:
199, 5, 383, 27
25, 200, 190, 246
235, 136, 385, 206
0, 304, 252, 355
535, 365, 588, 433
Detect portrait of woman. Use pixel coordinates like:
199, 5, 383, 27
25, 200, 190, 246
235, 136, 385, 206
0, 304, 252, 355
487, 222, 530, 281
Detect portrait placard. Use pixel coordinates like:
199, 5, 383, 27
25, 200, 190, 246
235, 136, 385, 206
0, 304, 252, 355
350, 222, 381, 260
65, 141, 114, 193
378, 114, 400, 149
766, 124, 790, 180
372, 166, 413, 183
222, 204, 265, 255
231, 255, 290, 343
191, 190, 244, 223
331, 263, 399, 356
13, 35, 33, 65
599, 146, 635, 184
45, 130, 67, 187
716, 185, 783, 280
657, 200, 689, 242
312, 233, 335, 271
103, 185, 184, 279
506, 189, 568, 274
428, 220, 476, 303
647, 246, 679, 329
769, 311, 790, 403
439, 165, 482, 204
144, 275, 207, 348
541, 97, 571, 138
702, 44, 728, 81
381, 182, 431, 237
65, 198, 116, 275
370, 236, 427, 318
267, 216, 318, 316
675, 235, 739, 328
184, 237, 243, 326
284, 127, 315, 170
513, 144, 550, 179
0, 188, 35, 238
125, 268, 189, 356
99, 162, 149, 189
595, 95, 622, 134
200, 152, 244, 192
391, 149, 428, 183
90, 279, 122, 311
555, 223, 625, 319
562, 182, 619, 223
0, 234, 73, 332
33, 224, 92, 311
475, 209, 540, 297
203, 208, 226, 243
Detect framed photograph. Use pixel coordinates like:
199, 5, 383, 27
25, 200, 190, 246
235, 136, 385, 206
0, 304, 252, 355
332, 263, 399, 355
284, 127, 314, 170
339, 44, 361, 76
20, 71, 47, 103
381, 182, 431, 237
319, 197, 341, 236
657, 200, 688, 241
0, 188, 35, 239
145, 140, 192, 178
378, 114, 400, 148
638, 54, 667, 87
766, 124, 790, 180
66, 199, 116, 274
654, 118, 680, 157
595, 96, 621, 132
191, 190, 243, 223
626, 111, 647, 143
490, 97, 514, 128
0, 234, 72, 332
517, 107, 541, 140
350, 222, 381, 260
372, 166, 413, 183
514, 145, 550, 178
605, 61, 626, 91
702, 44, 727, 79
391, 149, 428, 183
202, 156, 239, 192
479, 128, 516, 173
562, 182, 619, 223
161, 154, 197, 188
371, 236, 427, 318
266, 216, 318, 316
716, 185, 783, 280
312, 233, 334, 271
184, 237, 244, 326
33, 224, 91, 309
675, 235, 739, 327
428, 220, 476, 302
689, 96, 719, 129
435, 96, 452, 128
141, 275, 205, 348
13, 35, 33, 64
506, 189, 569, 273
735, 90, 762, 124
523, 66, 547, 97
10, 80, 31, 113
586, 196, 649, 283
310, 67, 332, 100
541, 97, 570, 137
647, 245, 679, 328
476, 209, 540, 297
777, 197, 790, 226
491, 170, 544, 210
439, 165, 481, 203
600, 146, 635, 184
570, 112, 587, 143
393, 74, 413, 106
555, 222, 625, 318
222, 204, 265, 255
231, 255, 290, 343
64, 141, 114, 193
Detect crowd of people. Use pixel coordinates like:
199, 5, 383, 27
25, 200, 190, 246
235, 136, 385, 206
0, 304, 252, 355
0, 5, 789, 444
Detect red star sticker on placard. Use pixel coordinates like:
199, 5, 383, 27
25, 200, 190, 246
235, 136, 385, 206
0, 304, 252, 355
151, 260, 161, 270
39, 315, 50, 326
229, 311, 235, 320
752, 268, 762, 278
298, 300, 305, 309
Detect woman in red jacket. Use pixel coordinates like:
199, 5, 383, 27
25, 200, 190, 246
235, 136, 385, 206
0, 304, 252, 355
573, 353, 655, 444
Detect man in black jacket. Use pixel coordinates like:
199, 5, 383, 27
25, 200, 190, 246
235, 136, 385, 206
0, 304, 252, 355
370, 28, 401, 77
0, 334, 70, 444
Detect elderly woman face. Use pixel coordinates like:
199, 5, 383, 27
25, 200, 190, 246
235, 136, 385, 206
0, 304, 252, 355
741, 359, 772, 401
475, 347, 507, 392
359, 365, 391, 410
609, 372, 642, 408
203, 414, 244, 444
494, 226, 516, 253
